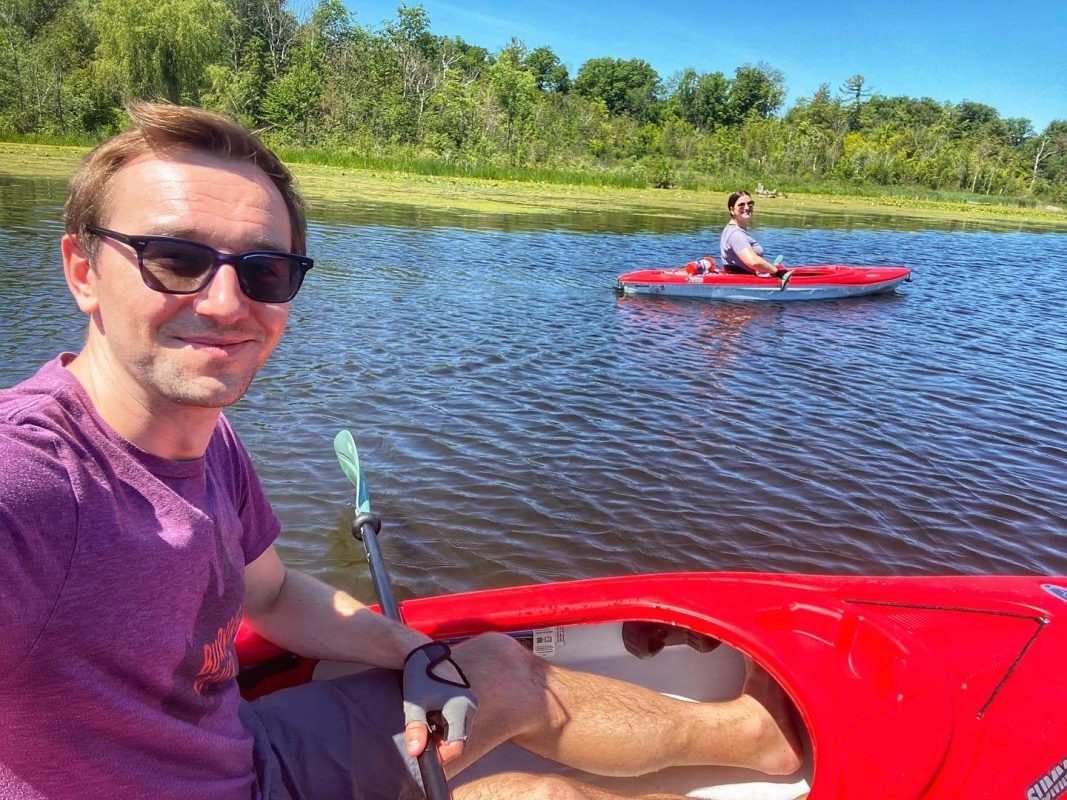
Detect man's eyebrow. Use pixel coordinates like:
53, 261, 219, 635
146, 228, 290, 252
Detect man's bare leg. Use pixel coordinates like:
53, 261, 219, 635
444, 633, 803, 780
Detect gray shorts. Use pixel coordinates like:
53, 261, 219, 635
239, 669, 425, 800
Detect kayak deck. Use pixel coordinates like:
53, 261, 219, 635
238, 573, 1067, 798
616, 265, 912, 302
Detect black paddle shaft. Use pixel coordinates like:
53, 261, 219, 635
352, 513, 401, 618
351, 513, 453, 800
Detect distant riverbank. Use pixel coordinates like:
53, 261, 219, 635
4, 143, 1065, 233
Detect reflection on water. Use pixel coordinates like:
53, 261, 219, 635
1, 174, 1065, 602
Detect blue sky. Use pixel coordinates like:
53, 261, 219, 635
345, 0, 1066, 133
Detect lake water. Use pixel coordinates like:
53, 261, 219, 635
1, 172, 1064, 603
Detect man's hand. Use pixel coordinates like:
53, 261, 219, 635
402, 642, 478, 762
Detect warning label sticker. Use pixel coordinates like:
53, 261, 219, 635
531, 627, 565, 659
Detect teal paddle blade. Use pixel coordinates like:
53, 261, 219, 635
333, 429, 371, 514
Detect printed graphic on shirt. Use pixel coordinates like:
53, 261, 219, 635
193, 612, 242, 695
161, 519, 242, 723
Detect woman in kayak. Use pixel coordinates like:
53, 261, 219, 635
720, 190, 794, 290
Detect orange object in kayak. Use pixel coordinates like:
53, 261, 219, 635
237, 573, 1066, 799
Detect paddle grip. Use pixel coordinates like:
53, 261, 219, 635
350, 514, 453, 800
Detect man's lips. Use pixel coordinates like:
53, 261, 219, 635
169, 334, 260, 352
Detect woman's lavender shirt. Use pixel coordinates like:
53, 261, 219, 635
720, 224, 764, 268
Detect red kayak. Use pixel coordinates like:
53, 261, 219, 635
616, 264, 912, 301
237, 573, 1067, 799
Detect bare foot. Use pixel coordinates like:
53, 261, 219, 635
736, 658, 805, 775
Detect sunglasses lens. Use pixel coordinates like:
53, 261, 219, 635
237, 256, 307, 303
133, 234, 308, 302
140, 240, 215, 292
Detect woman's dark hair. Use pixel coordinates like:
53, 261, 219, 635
727, 190, 752, 211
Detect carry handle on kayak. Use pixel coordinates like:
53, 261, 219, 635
334, 430, 453, 800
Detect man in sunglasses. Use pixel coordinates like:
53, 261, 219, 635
0, 102, 803, 800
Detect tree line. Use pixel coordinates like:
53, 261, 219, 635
2, 0, 1065, 202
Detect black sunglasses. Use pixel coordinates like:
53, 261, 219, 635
734, 201, 755, 210
85, 226, 313, 303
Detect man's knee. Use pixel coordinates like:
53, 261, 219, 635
453, 631, 553, 731
461, 631, 545, 685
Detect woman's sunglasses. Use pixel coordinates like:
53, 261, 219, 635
86, 226, 313, 303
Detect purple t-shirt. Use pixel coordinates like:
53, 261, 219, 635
720, 224, 763, 268
0, 356, 280, 800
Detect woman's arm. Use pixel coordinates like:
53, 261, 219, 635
735, 245, 780, 275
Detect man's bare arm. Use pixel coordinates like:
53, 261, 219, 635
242, 544, 430, 668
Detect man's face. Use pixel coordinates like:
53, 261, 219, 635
73, 150, 293, 410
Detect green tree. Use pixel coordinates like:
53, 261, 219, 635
955, 100, 1000, 133
421, 67, 480, 153
573, 56, 661, 122
221, 0, 299, 77
0, 0, 99, 131
308, 0, 351, 53
1027, 119, 1067, 192
668, 68, 729, 130
36, 2, 96, 131
784, 84, 848, 173
728, 63, 785, 124
524, 45, 569, 93
445, 35, 488, 79
839, 74, 871, 130
93, 0, 227, 102
488, 43, 537, 160
1002, 117, 1032, 147
383, 3, 452, 138
203, 34, 270, 127
261, 44, 320, 143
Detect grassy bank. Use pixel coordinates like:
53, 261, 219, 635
3, 142, 1066, 232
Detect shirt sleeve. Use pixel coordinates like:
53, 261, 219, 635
213, 416, 281, 565
237, 457, 281, 565
722, 226, 761, 264
0, 428, 78, 677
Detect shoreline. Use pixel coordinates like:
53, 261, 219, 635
3, 142, 1065, 233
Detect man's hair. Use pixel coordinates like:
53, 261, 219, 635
64, 102, 307, 255
727, 190, 751, 211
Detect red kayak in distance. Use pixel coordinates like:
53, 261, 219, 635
616, 264, 912, 301
237, 572, 1067, 799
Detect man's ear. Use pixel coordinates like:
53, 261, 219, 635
62, 233, 99, 315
